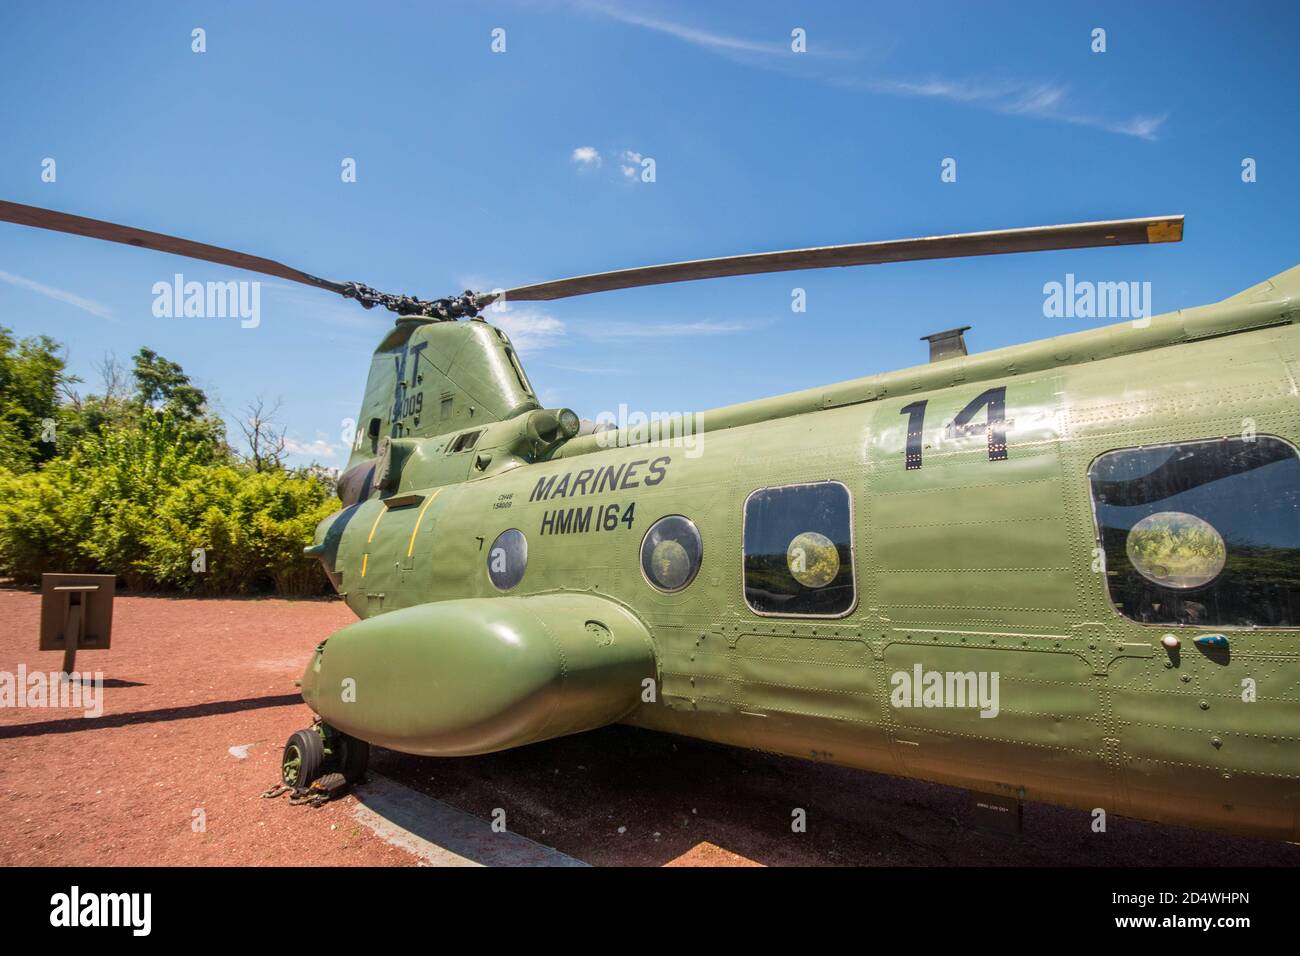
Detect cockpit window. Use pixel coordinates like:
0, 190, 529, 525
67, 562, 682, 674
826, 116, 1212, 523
504, 347, 533, 396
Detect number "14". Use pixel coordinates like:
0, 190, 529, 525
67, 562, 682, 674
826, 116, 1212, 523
899, 386, 1010, 471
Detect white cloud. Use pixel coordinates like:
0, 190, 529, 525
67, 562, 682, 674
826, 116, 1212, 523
582, 318, 764, 339
571, 145, 602, 168
0, 269, 113, 319
570, 147, 649, 180
579, 1, 1166, 140
537, 385, 566, 408
618, 149, 650, 180
284, 432, 341, 460
454, 275, 502, 296
491, 307, 567, 353
261, 281, 385, 335
865, 77, 1167, 140
577, 1, 791, 57
1104, 114, 1168, 140
549, 362, 625, 375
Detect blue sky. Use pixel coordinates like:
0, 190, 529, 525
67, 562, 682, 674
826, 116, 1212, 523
1, 1, 1296, 466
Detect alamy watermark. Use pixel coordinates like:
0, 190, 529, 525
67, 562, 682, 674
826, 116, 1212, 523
153, 273, 261, 328
1043, 273, 1152, 323
0, 665, 104, 718
50, 886, 150, 936
890, 665, 999, 718
593, 404, 705, 459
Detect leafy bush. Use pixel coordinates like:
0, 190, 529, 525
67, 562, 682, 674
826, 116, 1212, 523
0, 464, 86, 580
145, 466, 336, 594
0, 329, 336, 596
0, 416, 335, 595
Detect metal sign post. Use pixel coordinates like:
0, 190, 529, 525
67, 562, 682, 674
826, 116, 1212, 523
39, 573, 115, 678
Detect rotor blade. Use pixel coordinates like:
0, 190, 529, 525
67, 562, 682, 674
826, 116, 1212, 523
496, 216, 1183, 303
0, 199, 351, 295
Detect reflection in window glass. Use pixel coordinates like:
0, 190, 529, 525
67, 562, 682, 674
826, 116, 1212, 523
487, 529, 528, 590
640, 516, 702, 592
788, 531, 840, 588
1125, 511, 1226, 589
744, 481, 855, 617
1089, 437, 1300, 627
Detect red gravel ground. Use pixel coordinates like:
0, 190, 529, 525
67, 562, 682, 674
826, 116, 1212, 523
0, 588, 416, 866
1, 586, 1297, 867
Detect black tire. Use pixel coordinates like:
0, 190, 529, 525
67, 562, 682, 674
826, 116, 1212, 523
281, 729, 324, 789
338, 733, 370, 784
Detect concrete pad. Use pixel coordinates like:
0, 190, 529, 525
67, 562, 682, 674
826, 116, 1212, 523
352, 773, 587, 867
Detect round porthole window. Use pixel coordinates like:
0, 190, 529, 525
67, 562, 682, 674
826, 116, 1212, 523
786, 531, 840, 588
640, 515, 703, 592
487, 529, 528, 590
1125, 511, 1226, 590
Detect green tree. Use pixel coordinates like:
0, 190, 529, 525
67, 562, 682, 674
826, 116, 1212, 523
125, 347, 231, 464
133, 347, 206, 418
0, 326, 77, 472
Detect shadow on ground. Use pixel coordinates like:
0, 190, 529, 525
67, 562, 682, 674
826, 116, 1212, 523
372, 725, 1300, 867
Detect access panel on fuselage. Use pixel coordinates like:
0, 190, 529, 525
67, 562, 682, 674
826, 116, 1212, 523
864, 375, 1073, 630
860, 374, 1107, 800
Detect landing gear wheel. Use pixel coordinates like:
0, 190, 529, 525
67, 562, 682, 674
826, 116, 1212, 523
281, 729, 324, 790
337, 733, 370, 784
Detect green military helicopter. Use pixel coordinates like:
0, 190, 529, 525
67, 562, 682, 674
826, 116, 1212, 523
4, 199, 1299, 841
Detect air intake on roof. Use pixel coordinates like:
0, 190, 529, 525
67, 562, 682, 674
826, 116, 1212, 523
920, 326, 971, 363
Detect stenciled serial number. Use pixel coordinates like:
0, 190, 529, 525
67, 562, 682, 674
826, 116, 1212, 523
540, 501, 636, 536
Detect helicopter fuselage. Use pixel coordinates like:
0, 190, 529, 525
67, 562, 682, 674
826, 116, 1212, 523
302, 266, 1300, 841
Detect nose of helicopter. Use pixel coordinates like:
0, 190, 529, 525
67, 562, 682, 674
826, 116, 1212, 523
300, 592, 656, 756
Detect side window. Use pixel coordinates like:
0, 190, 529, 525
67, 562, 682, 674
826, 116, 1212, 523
504, 346, 534, 397
743, 481, 856, 617
640, 515, 703, 592
1089, 436, 1300, 628
447, 430, 482, 454
487, 529, 528, 590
